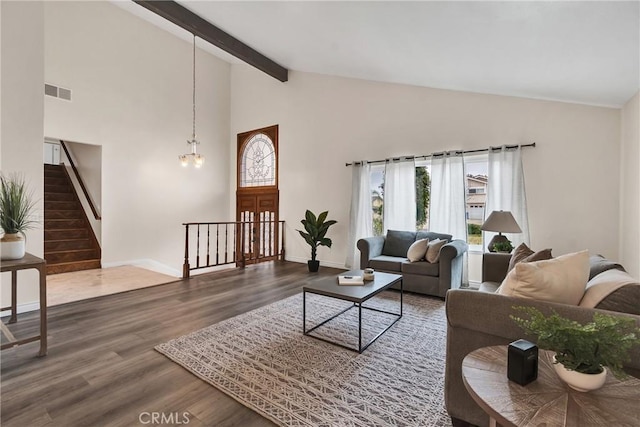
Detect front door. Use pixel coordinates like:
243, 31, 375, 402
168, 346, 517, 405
236, 125, 279, 265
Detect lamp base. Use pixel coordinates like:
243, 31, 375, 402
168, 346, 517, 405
487, 234, 510, 253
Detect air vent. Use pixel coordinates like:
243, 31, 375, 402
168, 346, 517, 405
44, 83, 72, 101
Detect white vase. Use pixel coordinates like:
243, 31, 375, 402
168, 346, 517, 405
553, 356, 607, 392
1, 233, 26, 260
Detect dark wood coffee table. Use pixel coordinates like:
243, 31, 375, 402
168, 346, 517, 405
462, 345, 640, 427
302, 270, 402, 353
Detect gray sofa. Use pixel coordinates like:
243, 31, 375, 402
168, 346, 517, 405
445, 254, 640, 427
357, 230, 468, 298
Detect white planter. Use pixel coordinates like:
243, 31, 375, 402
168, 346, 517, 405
1, 233, 26, 260
553, 356, 607, 392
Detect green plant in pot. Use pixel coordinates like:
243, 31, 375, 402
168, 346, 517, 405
511, 306, 640, 391
0, 173, 37, 260
297, 210, 337, 272
492, 240, 514, 253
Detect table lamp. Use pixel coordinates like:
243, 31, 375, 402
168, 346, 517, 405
481, 210, 522, 252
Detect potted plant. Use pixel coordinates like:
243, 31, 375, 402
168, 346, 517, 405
0, 173, 37, 260
493, 240, 514, 253
296, 210, 337, 272
511, 306, 640, 391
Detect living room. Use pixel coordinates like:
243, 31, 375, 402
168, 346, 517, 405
1, 1, 639, 426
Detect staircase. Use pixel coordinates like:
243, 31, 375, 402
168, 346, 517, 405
44, 164, 101, 274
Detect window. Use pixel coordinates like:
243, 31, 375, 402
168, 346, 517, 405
369, 162, 431, 236
369, 154, 488, 249
239, 133, 276, 187
370, 166, 384, 236
465, 154, 488, 248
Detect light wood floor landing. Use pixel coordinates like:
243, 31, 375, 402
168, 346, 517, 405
47, 265, 178, 307
1, 261, 344, 427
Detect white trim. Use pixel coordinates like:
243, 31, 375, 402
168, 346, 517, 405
1, 301, 40, 317
101, 259, 181, 277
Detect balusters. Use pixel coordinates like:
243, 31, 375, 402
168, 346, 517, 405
224, 224, 228, 264
196, 224, 201, 268
206, 225, 210, 266
215, 224, 219, 265
181, 219, 285, 277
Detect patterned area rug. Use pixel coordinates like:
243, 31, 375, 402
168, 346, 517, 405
156, 291, 452, 427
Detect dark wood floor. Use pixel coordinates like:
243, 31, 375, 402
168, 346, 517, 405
1, 261, 345, 427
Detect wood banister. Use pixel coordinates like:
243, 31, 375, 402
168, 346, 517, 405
60, 141, 101, 220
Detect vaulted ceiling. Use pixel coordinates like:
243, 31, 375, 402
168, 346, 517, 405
116, 1, 639, 108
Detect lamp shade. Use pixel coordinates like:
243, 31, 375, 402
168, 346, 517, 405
481, 210, 522, 233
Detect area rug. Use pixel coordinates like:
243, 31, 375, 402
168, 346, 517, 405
156, 291, 452, 427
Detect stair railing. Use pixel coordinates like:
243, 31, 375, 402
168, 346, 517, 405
182, 220, 285, 279
60, 140, 101, 220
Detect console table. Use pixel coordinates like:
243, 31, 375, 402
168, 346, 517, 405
462, 345, 640, 426
1, 253, 47, 356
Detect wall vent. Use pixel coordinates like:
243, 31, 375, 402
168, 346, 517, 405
44, 83, 72, 101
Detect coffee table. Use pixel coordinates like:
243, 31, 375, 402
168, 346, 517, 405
462, 345, 640, 427
302, 270, 402, 353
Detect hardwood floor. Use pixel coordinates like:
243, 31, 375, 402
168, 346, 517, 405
1, 261, 345, 427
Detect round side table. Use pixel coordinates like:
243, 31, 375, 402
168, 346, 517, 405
462, 345, 640, 427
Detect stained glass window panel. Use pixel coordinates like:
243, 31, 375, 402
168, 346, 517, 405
240, 133, 276, 187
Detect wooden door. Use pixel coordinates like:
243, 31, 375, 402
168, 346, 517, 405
236, 125, 279, 265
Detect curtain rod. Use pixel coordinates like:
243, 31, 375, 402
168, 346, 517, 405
344, 142, 536, 167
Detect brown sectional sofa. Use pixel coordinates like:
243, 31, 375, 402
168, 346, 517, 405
445, 254, 640, 427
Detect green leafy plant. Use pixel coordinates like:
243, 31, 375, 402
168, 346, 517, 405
467, 223, 482, 235
0, 173, 37, 235
493, 240, 513, 253
296, 210, 337, 262
511, 306, 640, 379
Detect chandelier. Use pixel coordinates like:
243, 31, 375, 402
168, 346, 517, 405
179, 34, 204, 168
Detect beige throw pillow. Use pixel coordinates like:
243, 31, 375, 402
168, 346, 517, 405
407, 238, 429, 262
498, 250, 589, 305
425, 239, 447, 263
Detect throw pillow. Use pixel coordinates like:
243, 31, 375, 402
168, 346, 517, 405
382, 230, 417, 257
406, 238, 429, 262
498, 250, 589, 305
508, 243, 553, 272
508, 243, 534, 271
425, 239, 447, 263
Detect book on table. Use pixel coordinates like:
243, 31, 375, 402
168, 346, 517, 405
337, 275, 364, 285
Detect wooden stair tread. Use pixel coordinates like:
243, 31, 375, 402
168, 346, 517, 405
45, 248, 98, 255
46, 259, 102, 275
44, 163, 101, 274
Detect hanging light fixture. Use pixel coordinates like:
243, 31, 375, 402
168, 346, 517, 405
179, 34, 204, 168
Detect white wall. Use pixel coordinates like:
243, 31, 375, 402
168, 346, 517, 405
0, 1, 45, 308
43, 1, 231, 276
620, 91, 640, 279
230, 65, 621, 268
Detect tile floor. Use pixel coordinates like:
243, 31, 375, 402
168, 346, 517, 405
47, 265, 178, 306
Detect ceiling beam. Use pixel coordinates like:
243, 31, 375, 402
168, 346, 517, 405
133, 0, 288, 82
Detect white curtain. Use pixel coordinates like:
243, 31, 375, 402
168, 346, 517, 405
430, 151, 468, 283
346, 161, 373, 268
383, 158, 416, 233
485, 146, 530, 250
429, 152, 467, 240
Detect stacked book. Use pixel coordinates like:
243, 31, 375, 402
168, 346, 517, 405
337, 275, 364, 285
